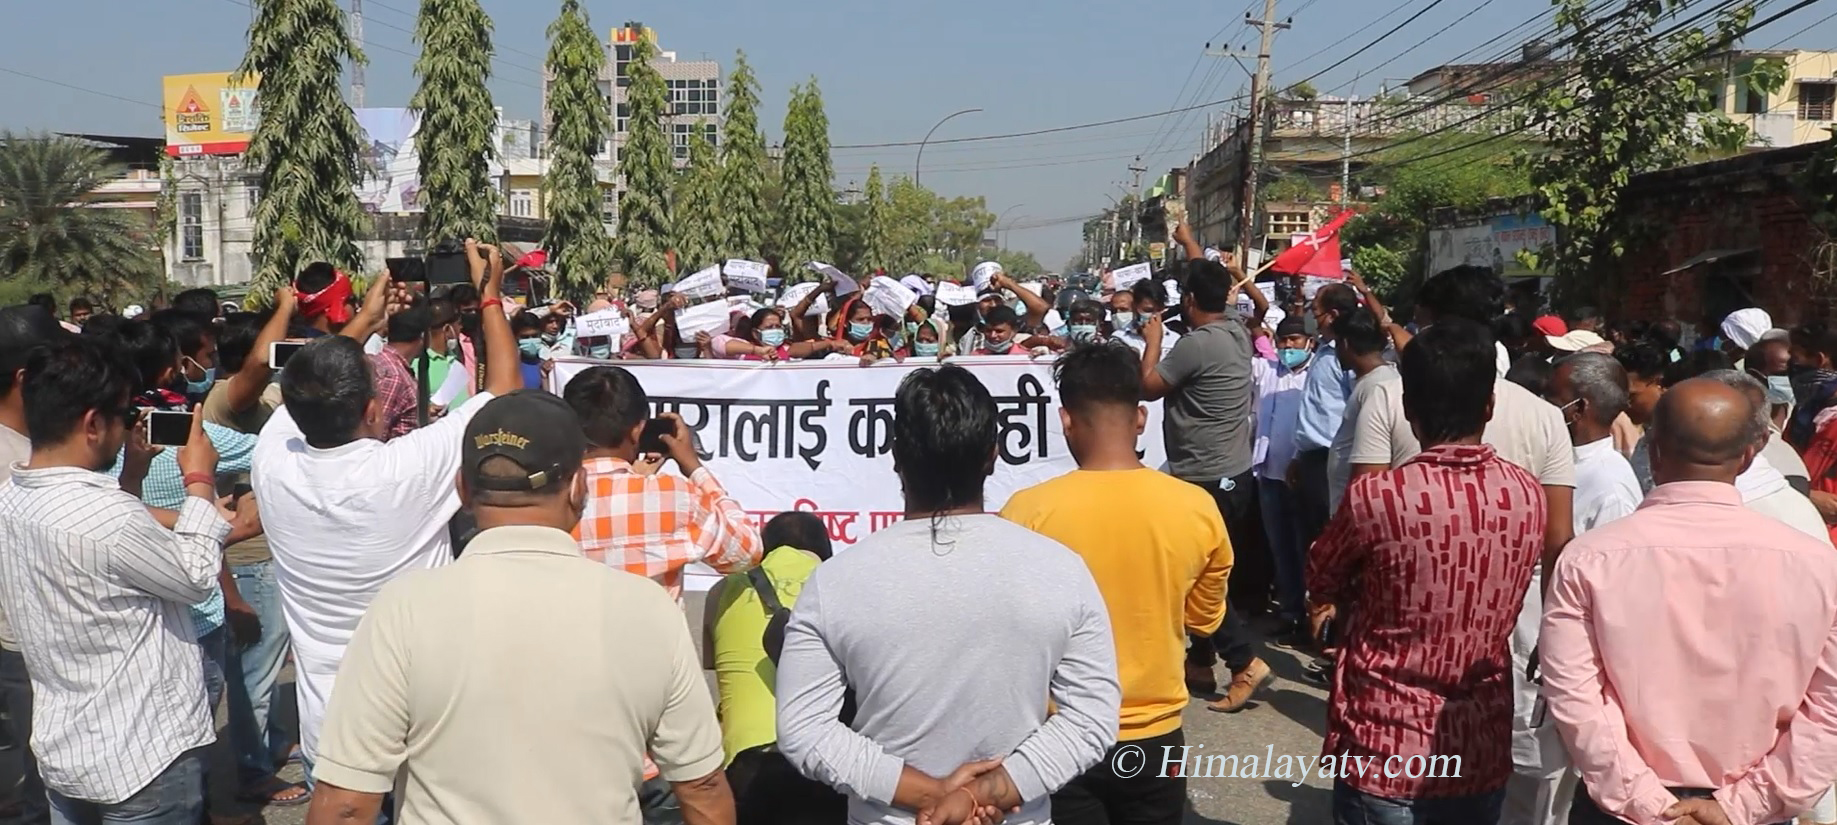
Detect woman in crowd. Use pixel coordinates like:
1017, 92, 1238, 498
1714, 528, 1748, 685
711, 308, 841, 361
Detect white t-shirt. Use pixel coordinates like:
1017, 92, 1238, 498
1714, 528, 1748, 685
252, 393, 495, 760
1347, 376, 1573, 487
1116, 326, 1179, 357
1571, 437, 1642, 535
1329, 365, 1400, 515
1738, 453, 1832, 546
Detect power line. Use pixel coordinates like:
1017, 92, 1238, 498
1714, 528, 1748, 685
830, 93, 1249, 150
362, 0, 553, 66
0, 66, 162, 110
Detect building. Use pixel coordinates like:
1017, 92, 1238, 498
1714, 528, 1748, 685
56, 133, 164, 225
541, 23, 724, 229
1705, 49, 1837, 148
1404, 42, 1570, 100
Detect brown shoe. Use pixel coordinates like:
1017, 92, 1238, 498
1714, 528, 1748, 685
1185, 661, 1218, 696
1207, 658, 1274, 713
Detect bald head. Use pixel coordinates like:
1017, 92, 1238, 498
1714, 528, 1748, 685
1648, 377, 1764, 485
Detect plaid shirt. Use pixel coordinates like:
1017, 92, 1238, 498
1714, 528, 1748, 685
369, 347, 418, 441
572, 456, 763, 604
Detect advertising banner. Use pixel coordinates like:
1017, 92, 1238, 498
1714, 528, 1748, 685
1428, 213, 1555, 279
162, 72, 261, 157
548, 357, 1169, 590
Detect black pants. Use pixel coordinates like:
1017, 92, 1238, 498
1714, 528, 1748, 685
1293, 448, 1333, 550
726, 746, 846, 825
1569, 786, 1786, 825
1, 649, 47, 825
1183, 472, 1260, 674
1052, 729, 1187, 825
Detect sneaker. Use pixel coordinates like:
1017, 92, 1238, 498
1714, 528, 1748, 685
1268, 622, 1314, 652
1207, 658, 1274, 713
1185, 661, 1218, 697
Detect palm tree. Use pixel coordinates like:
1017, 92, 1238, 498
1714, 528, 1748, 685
0, 133, 161, 304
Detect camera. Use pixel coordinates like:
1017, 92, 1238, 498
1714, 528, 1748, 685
425, 240, 479, 286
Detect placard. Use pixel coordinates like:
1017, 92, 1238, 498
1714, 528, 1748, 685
1113, 262, 1153, 291
574, 309, 630, 339
806, 262, 858, 296
971, 262, 1002, 291
674, 265, 726, 301
724, 259, 771, 294
776, 282, 828, 316
675, 299, 732, 341
935, 282, 978, 307
1163, 279, 1182, 305
864, 276, 918, 319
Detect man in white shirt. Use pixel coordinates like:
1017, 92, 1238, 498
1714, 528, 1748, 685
1252, 316, 1314, 638
1507, 352, 1643, 825
1702, 370, 1833, 546
253, 240, 520, 793
1328, 307, 1399, 517
0, 305, 59, 825
1114, 279, 1180, 357
0, 336, 251, 825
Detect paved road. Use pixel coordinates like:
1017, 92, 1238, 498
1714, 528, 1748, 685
177, 594, 1330, 824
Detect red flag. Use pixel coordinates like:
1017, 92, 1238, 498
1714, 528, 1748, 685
1267, 211, 1353, 279
513, 249, 548, 270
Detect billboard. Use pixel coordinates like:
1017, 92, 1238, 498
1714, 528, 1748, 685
1428, 212, 1555, 279
354, 107, 512, 214
162, 72, 261, 157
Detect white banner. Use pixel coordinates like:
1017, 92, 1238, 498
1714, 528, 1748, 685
549, 357, 1168, 589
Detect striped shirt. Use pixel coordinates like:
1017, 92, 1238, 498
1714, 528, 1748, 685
573, 457, 762, 603
0, 465, 229, 803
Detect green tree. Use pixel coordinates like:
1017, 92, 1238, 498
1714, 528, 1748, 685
858, 166, 891, 274
673, 127, 723, 272
0, 134, 162, 304
718, 51, 769, 260
541, 0, 614, 295
411, 0, 498, 245
882, 176, 993, 274
239, 0, 369, 291
617, 27, 674, 287
777, 80, 836, 274
1520, 0, 1783, 308
994, 248, 1044, 278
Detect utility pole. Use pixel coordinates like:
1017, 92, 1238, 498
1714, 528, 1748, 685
350, 0, 366, 107
1238, 0, 1289, 266
1341, 79, 1356, 209
1128, 158, 1147, 250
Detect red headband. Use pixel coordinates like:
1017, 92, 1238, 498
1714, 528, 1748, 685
297, 270, 355, 324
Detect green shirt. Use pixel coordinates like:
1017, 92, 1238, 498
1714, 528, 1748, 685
408, 349, 468, 404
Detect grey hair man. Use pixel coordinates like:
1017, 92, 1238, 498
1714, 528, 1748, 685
1700, 369, 1829, 545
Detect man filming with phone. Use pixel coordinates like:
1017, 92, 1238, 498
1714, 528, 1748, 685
562, 365, 762, 824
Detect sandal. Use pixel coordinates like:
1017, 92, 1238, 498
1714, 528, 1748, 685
236, 776, 311, 808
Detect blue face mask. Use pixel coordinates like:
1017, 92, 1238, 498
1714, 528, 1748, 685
760, 328, 787, 347
915, 341, 941, 357
1767, 374, 1796, 406
183, 360, 216, 397
846, 321, 874, 342
585, 343, 614, 359
1112, 311, 1135, 330
518, 338, 543, 358
1279, 348, 1311, 369
888, 332, 906, 351
1069, 324, 1098, 343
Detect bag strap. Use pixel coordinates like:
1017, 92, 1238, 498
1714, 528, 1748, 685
746, 567, 784, 614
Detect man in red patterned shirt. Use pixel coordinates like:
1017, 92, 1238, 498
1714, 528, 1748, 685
1308, 318, 1546, 824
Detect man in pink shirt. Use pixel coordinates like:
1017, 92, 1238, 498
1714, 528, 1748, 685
1542, 378, 1837, 825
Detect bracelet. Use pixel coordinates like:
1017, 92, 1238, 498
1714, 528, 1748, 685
182, 472, 214, 488
480, 298, 503, 311
955, 785, 980, 810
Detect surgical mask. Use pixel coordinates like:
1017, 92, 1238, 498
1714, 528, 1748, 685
517, 338, 543, 358
888, 331, 906, 351
585, 342, 614, 359
915, 341, 941, 357
181, 357, 216, 396
1112, 312, 1135, 330
1069, 323, 1098, 343
985, 337, 1016, 354
1767, 374, 1796, 407
1278, 348, 1311, 369
846, 321, 874, 342
542, 331, 560, 346
759, 328, 787, 347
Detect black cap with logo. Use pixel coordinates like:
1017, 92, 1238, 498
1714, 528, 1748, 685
462, 391, 587, 492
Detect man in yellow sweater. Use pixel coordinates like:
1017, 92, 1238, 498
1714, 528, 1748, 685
1002, 341, 1235, 825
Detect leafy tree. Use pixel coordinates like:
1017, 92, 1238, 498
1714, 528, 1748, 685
1519, 0, 1783, 308
777, 80, 837, 274
411, 0, 498, 245
718, 51, 769, 260
1262, 174, 1325, 205
1284, 80, 1319, 102
883, 176, 994, 274
0, 134, 162, 304
239, 0, 369, 291
673, 128, 723, 273
541, 0, 614, 295
617, 28, 674, 287
858, 166, 891, 274
994, 248, 1044, 278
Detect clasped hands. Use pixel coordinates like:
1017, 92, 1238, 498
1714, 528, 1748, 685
915, 759, 1021, 825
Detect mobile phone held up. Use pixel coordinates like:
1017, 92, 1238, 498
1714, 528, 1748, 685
146, 409, 193, 447
270, 340, 306, 370
638, 419, 675, 455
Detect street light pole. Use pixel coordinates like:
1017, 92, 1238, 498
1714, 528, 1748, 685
1000, 214, 1032, 249
994, 203, 1026, 247
915, 108, 983, 186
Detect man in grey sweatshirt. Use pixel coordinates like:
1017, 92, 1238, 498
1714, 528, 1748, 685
775, 365, 1121, 825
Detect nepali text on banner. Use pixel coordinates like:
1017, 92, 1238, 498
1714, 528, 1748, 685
548, 356, 1170, 590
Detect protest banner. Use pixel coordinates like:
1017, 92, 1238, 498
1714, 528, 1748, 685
574, 309, 630, 339
673, 266, 727, 300
1112, 262, 1153, 291
723, 259, 771, 294
549, 357, 1169, 590
934, 282, 977, 307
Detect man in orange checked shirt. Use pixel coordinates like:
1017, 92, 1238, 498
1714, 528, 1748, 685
561, 364, 763, 823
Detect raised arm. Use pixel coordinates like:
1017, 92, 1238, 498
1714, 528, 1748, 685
337, 274, 393, 343
471, 240, 520, 398
994, 272, 1050, 329
225, 287, 296, 413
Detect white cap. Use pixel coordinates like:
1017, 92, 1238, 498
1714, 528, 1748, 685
123, 304, 145, 318
1720, 307, 1773, 350
1547, 330, 1607, 352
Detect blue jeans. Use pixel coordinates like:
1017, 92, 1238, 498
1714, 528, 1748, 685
1258, 478, 1308, 622
302, 757, 395, 825
225, 560, 293, 785
48, 749, 204, 825
1332, 780, 1504, 825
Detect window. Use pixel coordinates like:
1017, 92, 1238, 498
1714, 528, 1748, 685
1799, 82, 1835, 121
1267, 211, 1312, 241
244, 182, 261, 212
617, 102, 630, 119
616, 118, 628, 134
180, 192, 204, 261
601, 189, 618, 225
703, 123, 719, 150
509, 189, 534, 218
615, 44, 632, 63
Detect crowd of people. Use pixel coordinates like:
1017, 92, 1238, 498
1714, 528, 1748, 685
1, 223, 1837, 825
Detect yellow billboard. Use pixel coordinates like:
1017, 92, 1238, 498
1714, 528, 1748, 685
162, 72, 261, 157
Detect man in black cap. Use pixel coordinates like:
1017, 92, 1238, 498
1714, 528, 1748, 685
305, 391, 734, 825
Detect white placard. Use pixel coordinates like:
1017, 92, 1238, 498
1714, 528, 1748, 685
1163, 279, 1182, 305
674, 265, 727, 301
970, 261, 1002, 291
674, 299, 732, 341
1112, 262, 1153, 291
864, 276, 918, 319
547, 357, 1169, 590
806, 262, 858, 296
935, 282, 978, 307
430, 364, 471, 407
574, 309, 630, 339
724, 259, 771, 294
776, 282, 829, 317
1017, 281, 1043, 297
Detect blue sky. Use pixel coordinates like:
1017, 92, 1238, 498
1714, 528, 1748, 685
6, 0, 1835, 269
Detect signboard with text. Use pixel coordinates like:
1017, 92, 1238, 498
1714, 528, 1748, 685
162, 72, 261, 157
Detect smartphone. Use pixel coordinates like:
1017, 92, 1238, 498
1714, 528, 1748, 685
270, 340, 305, 370
146, 409, 192, 447
638, 419, 675, 454
387, 256, 428, 284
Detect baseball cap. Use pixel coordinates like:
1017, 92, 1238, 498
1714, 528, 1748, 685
1547, 330, 1606, 352
1275, 317, 1308, 338
463, 391, 587, 493
1531, 315, 1568, 338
